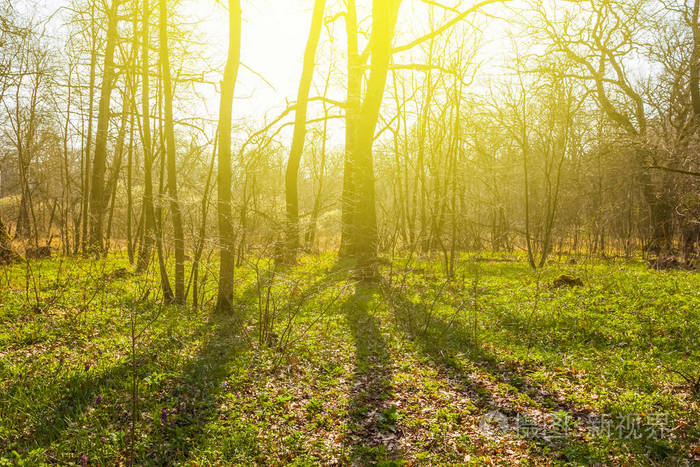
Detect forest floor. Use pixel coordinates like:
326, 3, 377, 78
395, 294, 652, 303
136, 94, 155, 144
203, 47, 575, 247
1, 253, 699, 466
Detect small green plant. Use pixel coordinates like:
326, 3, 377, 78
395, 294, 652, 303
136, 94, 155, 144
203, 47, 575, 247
379, 406, 404, 432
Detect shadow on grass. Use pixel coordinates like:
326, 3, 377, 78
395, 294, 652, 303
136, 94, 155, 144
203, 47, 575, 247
1, 305, 249, 466
386, 281, 593, 414
381, 280, 680, 464
2, 360, 133, 455
381, 281, 601, 456
149, 262, 354, 463
140, 301, 255, 464
343, 282, 403, 465
5, 275, 257, 464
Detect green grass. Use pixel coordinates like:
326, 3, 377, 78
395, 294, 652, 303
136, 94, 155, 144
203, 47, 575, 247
0, 253, 698, 465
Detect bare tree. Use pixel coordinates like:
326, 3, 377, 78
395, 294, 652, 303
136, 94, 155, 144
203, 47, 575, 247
159, 0, 186, 303
283, 0, 326, 264
216, 0, 241, 313
0, 214, 18, 263
339, 0, 402, 277
533, 0, 672, 253
87, 0, 120, 252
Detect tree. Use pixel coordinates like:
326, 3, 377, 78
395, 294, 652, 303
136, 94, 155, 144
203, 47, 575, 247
339, 0, 402, 276
351, 0, 402, 275
159, 0, 186, 303
0, 214, 19, 263
136, 0, 156, 273
690, 0, 700, 120
216, 0, 241, 313
125, 0, 139, 264
340, 0, 506, 273
339, 0, 360, 258
534, 0, 671, 253
78, 0, 99, 254
87, 0, 120, 252
283, 0, 326, 264
5, 34, 49, 246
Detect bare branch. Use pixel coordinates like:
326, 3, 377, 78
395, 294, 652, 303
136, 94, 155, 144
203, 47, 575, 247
392, 0, 509, 55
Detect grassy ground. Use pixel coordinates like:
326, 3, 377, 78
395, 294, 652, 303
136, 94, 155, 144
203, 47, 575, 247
0, 253, 699, 465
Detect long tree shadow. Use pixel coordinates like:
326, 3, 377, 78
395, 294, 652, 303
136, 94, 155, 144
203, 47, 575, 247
4, 360, 133, 454
142, 290, 255, 464
3, 294, 210, 458
152, 263, 353, 463
384, 280, 598, 412
381, 281, 604, 459
343, 282, 402, 465
4, 311, 231, 461
383, 281, 680, 463
5, 301, 251, 464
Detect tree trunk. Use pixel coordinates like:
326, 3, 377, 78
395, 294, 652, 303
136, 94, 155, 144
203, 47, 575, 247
62, 65, 73, 255
159, 0, 186, 303
104, 95, 129, 254
306, 88, 331, 250
283, 0, 326, 264
0, 215, 19, 264
189, 133, 217, 310
522, 125, 536, 269
690, 0, 700, 119
351, 0, 402, 276
339, 0, 361, 257
126, 106, 135, 263
137, 0, 155, 272
80, 0, 99, 253
88, 0, 119, 253
127, 0, 138, 264
216, 0, 242, 313
155, 64, 174, 302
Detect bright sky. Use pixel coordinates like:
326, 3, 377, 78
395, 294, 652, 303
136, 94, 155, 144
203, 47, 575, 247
181, 0, 321, 122
25, 0, 528, 143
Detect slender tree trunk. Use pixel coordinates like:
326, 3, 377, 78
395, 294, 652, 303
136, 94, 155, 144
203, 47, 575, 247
390, 70, 407, 246
216, 0, 242, 313
0, 215, 19, 264
88, 0, 119, 252
81, 0, 98, 253
306, 88, 331, 250
137, 0, 155, 272
155, 68, 174, 302
339, 0, 361, 257
15, 141, 31, 240
283, 0, 326, 264
691, 0, 700, 119
126, 108, 135, 263
522, 124, 536, 269
104, 96, 129, 254
189, 132, 217, 310
127, 0, 138, 264
448, 78, 461, 276
11, 68, 32, 242
62, 64, 74, 255
416, 40, 434, 252
159, 0, 186, 303
352, 0, 402, 276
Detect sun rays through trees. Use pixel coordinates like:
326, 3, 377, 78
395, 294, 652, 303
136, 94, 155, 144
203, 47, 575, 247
1, 0, 699, 464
